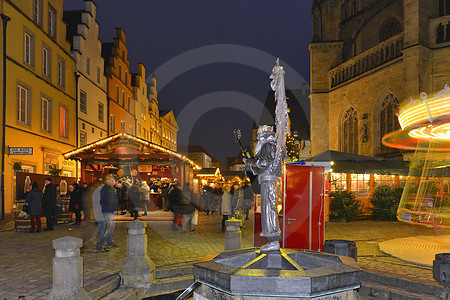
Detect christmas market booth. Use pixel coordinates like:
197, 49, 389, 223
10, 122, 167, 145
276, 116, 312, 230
63, 133, 200, 189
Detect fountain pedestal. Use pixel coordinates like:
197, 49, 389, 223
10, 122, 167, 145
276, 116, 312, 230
193, 248, 361, 299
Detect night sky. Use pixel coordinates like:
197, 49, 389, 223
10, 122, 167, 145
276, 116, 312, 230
63, 0, 313, 161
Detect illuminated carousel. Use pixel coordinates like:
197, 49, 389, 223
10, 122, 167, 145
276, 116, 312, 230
382, 84, 450, 229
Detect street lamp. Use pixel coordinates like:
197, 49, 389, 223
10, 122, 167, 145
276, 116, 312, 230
1, 13, 11, 220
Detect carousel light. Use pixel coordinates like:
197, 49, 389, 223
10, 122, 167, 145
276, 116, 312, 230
409, 123, 450, 140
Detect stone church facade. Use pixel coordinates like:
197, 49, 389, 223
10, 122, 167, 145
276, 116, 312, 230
309, 0, 450, 158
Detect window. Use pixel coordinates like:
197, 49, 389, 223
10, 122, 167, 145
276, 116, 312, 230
118, 65, 122, 80
97, 67, 101, 83
41, 97, 51, 132
33, 0, 41, 24
127, 96, 130, 111
379, 18, 402, 42
379, 94, 400, 154
80, 90, 87, 113
42, 47, 50, 77
92, 127, 95, 133
80, 132, 87, 146
140, 103, 145, 119
100, 131, 103, 137
341, 107, 358, 154
24, 33, 33, 65
59, 106, 68, 138
48, 5, 56, 38
125, 72, 128, 85
57, 59, 64, 86
116, 86, 119, 102
86, 57, 90, 75
137, 124, 141, 136
17, 85, 30, 125
122, 91, 125, 106
120, 120, 125, 132
110, 115, 116, 133
130, 126, 134, 135
98, 102, 104, 122
122, 50, 125, 60
81, 122, 85, 130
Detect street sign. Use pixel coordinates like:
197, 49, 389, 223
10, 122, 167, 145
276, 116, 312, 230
9, 147, 33, 155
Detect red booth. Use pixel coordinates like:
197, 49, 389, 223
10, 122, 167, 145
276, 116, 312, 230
254, 164, 325, 251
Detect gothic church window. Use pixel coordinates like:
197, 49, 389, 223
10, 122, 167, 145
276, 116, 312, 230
341, 107, 358, 154
379, 18, 402, 42
378, 94, 399, 154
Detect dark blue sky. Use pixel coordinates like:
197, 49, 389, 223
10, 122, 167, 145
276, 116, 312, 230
64, 0, 313, 161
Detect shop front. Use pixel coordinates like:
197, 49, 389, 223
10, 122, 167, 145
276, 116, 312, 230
63, 133, 199, 188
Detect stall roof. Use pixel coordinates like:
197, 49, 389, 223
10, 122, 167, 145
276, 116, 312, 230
63, 133, 200, 168
307, 150, 409, 175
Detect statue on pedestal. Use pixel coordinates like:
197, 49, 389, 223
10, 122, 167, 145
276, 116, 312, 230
245, 59, 289, 252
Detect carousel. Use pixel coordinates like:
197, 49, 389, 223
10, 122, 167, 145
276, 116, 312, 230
382, 84, 450, 228
63, 132, 200, 186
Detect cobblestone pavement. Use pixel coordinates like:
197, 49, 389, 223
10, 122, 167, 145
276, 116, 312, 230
0, 213, 447, 299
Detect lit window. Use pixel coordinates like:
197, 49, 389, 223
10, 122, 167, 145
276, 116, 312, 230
17, 85, 30, 125
41, 97, 51, 132
59, 106, 68, 138
24, 33, 33, 65
97, 67, 101, 83
80, 90, 87, 113
42, 47, 50, 77
341, 107, 358, 154
80, 132, 87, 146
98, 102, 104, 122
57, 60, 64, 86
86, 57, 90, 75
110, 115, 116, 133
48, 5, 56, 38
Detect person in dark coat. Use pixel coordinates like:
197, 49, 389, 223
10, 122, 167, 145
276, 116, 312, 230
69, 183, 83, 225
128, 180, 141, 220
242, 181, 254, 220
26, 182, 43, 233
181, 184, 197, 232
97, 175, 118, 251
42, 178, 57, 231
168, 182, 182, 230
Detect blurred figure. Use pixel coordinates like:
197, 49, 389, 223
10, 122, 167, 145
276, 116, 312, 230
160, 178, 170, 211
26, 182, 43, 233
69, 183, 83, 225
211, 183, 223, 214
97, 175, 118, 252
181, 183, 197, 232
140, 181, 150, 216
91, 180, 104, 246
242, 181, 254, 220
42, 178, 57, 231
128, 180, 141, 220
168, 181, 182, 230
221, 184, 232, 232
203, 184, 213, 215
116, 181, 128, 215
81, 182, 92, 221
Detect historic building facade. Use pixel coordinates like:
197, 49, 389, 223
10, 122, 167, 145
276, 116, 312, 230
132, 64, 150, 141
1, 0, 77, 213
64, 0, 107, 146
309, 0, 450, 157
102, 28, 135, 136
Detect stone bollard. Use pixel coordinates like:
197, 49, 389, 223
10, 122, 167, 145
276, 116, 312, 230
120, 220, 155, 289
48, 236, 90, 300
433, 253, 450, 287
324, 239, 358, 261
225, 218, 241, 250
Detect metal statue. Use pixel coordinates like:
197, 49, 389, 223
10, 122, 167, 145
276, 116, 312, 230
245, 59, 289, 251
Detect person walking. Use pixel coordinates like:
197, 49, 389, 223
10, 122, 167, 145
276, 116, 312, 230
140, 181, 150, 216
202, 185, 213, 214
91, 181, 105, 248
97, 175, 118, 252
221, 184, 232, 232
181, 183, 197, 233
42, 178, 57, 231
242, 181, 254, 220
26, 182, 43, 233
168, 181, 182, 230
160, 179, 169, 211
69, 183, 83, 225
128, 180, 141, 220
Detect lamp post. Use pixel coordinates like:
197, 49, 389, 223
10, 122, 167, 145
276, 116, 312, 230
0, 13, 10, 220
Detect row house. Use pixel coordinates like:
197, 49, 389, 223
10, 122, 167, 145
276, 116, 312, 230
1, 0, 77, 214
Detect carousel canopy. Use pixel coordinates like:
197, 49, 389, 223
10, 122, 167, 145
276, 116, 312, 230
63, 133, 199, 168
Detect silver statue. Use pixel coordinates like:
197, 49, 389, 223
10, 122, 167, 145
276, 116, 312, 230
245, 59, 289, 252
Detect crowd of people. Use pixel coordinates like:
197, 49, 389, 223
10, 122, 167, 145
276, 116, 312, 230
23, 175, 254, 252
